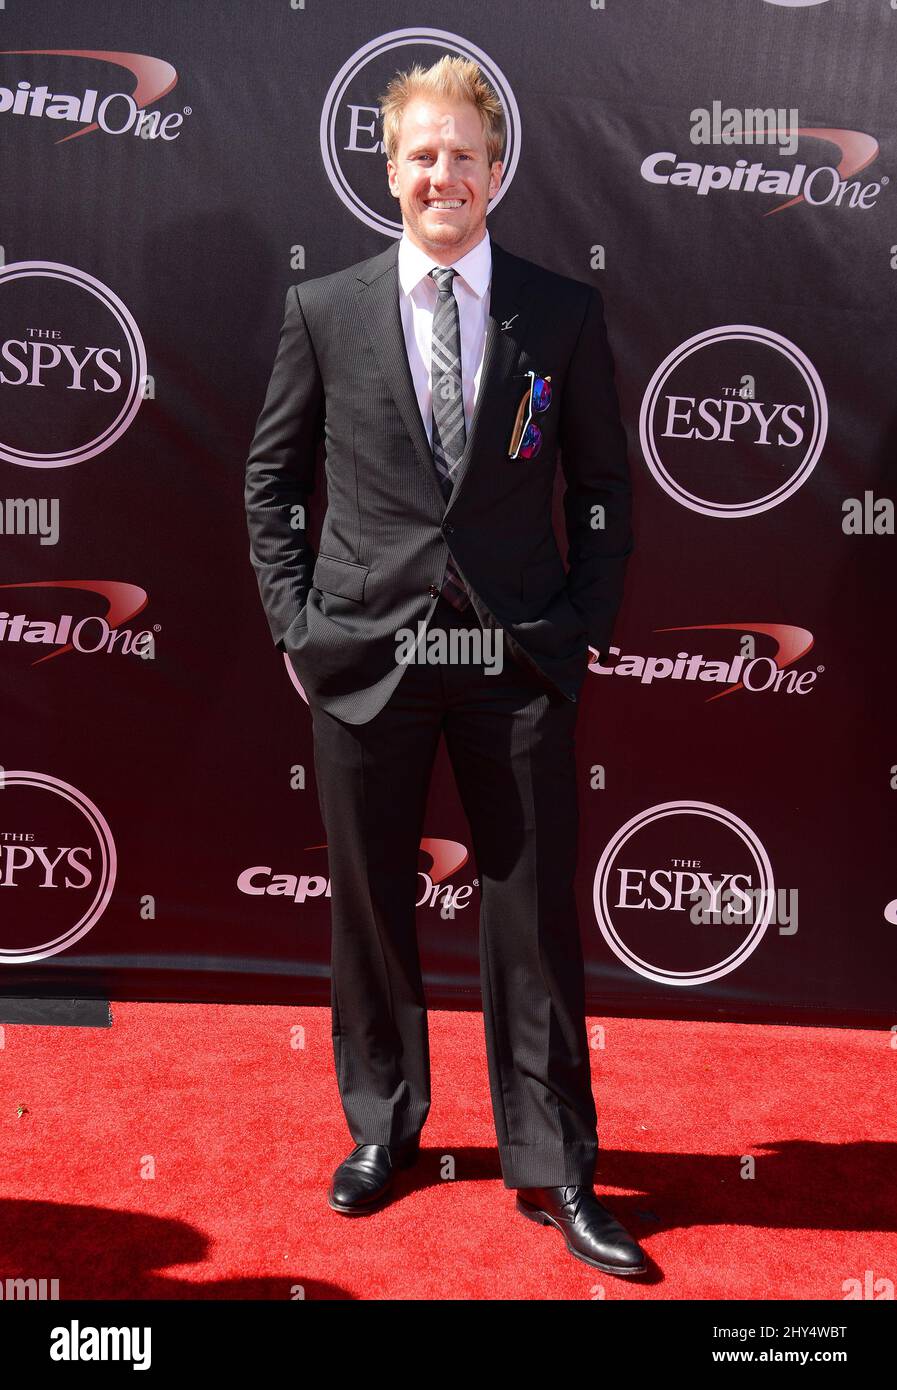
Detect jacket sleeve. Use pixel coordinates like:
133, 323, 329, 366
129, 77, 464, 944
558, 284, 634, 660
244, 284, 324, 651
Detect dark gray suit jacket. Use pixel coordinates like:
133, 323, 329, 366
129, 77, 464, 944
244, 234, 633, 724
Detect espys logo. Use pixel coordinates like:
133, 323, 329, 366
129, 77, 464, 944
0, 771, 117, 964
639, 325, 827, 517
0, 49, 185, 143
642, 125, 882, 215
593, 801, 775, 986
0, 262, 146, 469
239, 837, 478, 914
594, 622, 821, 700
0, 580, 153, 663
320, 28, 520, 236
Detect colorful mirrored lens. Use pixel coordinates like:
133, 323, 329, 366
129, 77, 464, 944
532, 377, 552, 411
519, 422, 542, 458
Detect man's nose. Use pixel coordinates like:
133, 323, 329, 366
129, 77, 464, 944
430, 155, 454, 185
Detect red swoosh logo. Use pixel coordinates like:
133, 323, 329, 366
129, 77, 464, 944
0, 50, 178, 143
0, 579, 148, 664
301, 837, 470, 886
654, 622, 814, 701
764, 126, 879, 215
419, 837, 470, 882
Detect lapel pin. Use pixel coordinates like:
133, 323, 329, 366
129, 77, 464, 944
500, 314, 519, 331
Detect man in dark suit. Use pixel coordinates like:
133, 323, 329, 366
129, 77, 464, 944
244, 54, 642, 1276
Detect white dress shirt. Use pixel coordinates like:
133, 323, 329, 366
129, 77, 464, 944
397, 228, 492, 447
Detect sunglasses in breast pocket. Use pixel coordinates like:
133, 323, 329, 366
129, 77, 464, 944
508, 370, 552, 459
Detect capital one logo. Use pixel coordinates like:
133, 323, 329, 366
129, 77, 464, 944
0, 49, 185, 143
0, 771, 117, 963
593, 800, 775, 986
320, 27, 520, 236
639, 325, 827, 517
0, 580, 153, 664
595, 622, 821, 701
0, 262, 146, 468
240, 837, 477, 914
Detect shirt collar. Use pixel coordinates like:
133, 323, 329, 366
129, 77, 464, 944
398, 228, 492, 300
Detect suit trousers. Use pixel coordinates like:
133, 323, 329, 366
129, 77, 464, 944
307, 593, 599, 1189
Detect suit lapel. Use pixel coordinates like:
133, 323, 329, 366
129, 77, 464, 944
355, 234, 538, 512
355, 239, 435, 498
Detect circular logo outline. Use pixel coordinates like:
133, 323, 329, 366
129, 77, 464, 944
0, 770, 116, 963
0, 261, 146, 469
593, 799, 775, 986
320, 28, 520, 237
639, 324, 828, 518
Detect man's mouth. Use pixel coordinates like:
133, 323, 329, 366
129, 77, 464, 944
425, 199, 465, 210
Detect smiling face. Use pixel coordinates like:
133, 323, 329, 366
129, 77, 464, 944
386, 96, 503, 264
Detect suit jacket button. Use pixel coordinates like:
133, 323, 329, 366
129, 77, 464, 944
428, 584, 440, 597
444, 522, 454, 535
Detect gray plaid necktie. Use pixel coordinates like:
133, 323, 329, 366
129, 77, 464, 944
429, 265, 471, 612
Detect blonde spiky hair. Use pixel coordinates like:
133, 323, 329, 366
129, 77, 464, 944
378, 53, 506, 168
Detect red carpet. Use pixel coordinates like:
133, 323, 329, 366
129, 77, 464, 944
1, 1003, 892, 1300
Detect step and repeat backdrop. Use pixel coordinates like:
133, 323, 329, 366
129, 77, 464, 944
1, 0, 895, 1024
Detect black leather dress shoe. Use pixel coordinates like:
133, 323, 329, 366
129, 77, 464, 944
516, 1185, 647, 1275
327, 1140, 420, 1214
